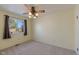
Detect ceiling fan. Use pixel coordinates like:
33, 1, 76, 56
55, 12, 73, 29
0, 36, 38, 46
24, 4, 45, 19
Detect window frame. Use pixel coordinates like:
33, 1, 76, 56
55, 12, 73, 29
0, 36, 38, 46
8, 17, 25, 36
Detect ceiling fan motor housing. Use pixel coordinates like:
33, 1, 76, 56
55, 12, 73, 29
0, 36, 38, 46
31, 6, 37, 16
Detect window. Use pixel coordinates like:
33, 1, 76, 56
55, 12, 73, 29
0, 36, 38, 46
9, 17, 25, 35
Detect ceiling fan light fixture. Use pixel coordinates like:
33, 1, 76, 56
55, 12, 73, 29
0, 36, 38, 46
35, 13, 39, 16
33, 16, 37, 19
29, 15, 32, 18
29, 12, 32, 15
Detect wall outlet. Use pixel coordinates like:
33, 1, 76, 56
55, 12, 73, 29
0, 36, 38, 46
77, 48, 79, 51
15, 44, 19, 46
76, 16, 78, 19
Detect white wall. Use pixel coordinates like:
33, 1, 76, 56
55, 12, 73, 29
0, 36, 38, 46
75, 5, 79, 54
32, 9, 75, 50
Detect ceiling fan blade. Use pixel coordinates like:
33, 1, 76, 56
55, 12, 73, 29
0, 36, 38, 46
24, 4, 32, 12
38, 10, 45, 13
23, 13, 28, 15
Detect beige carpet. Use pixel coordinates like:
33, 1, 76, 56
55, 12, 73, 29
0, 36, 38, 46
0, 41, 76, 55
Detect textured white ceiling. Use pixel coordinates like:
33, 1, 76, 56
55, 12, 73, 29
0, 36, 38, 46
0, 4, 27, 15
0, 4, 75, 16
